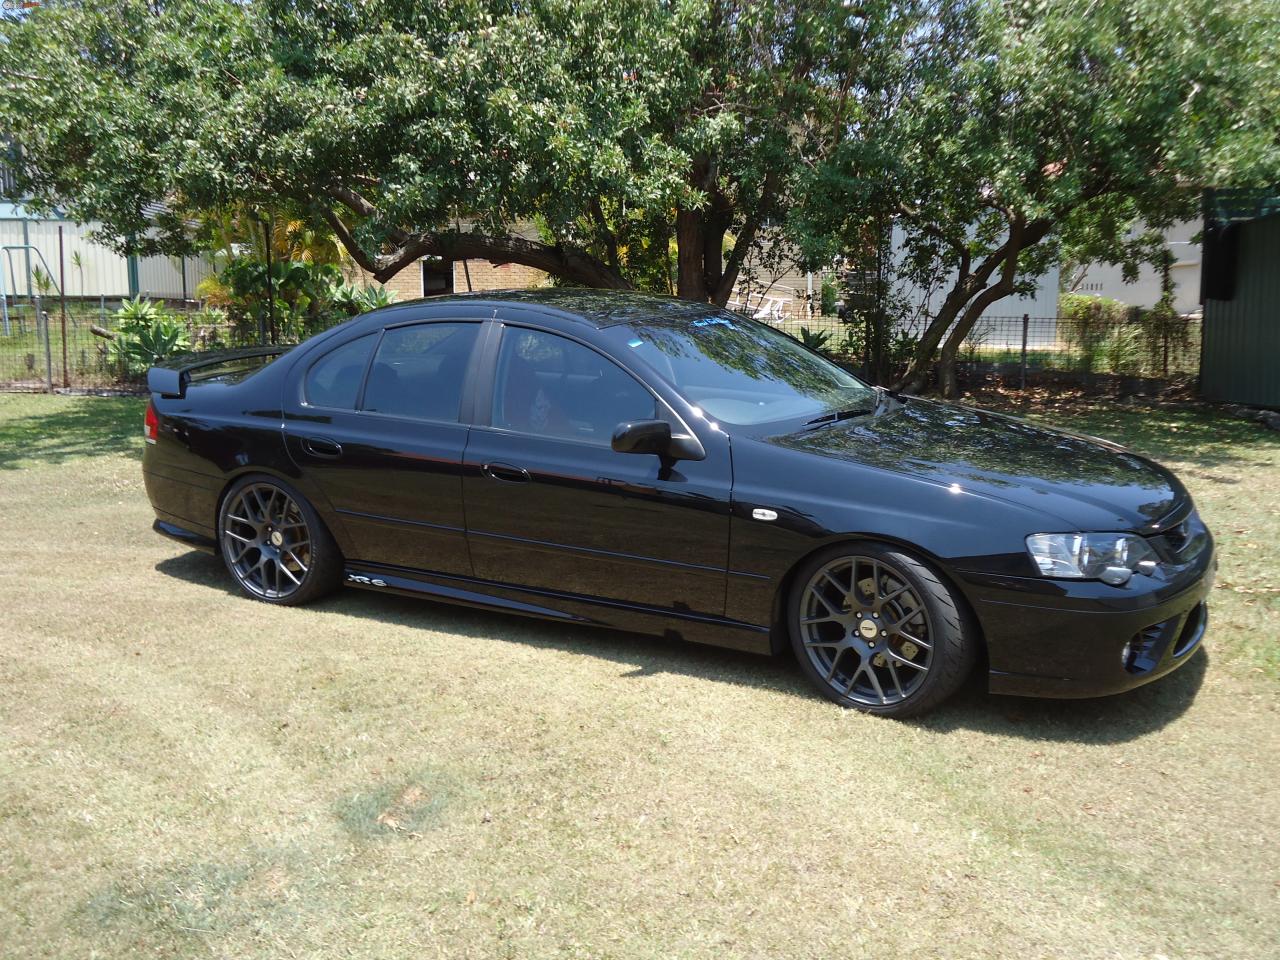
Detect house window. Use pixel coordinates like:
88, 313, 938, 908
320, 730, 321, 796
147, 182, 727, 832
421, 257, 454, 296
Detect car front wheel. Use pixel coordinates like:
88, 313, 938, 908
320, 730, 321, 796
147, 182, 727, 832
788, 542, 976, 717
217, 475, 343, 606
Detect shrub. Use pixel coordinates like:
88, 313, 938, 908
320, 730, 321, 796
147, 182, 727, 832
819, 276, 839, 317
1058, 294, 1129, 373
331, 282, 398, 317
107, 298, 191, 376
1098, 325, 1143, 375
220, 257, 344, 341
796, 326, 831, 352
1133, 296, 1194, 376
115, 295, 164, 330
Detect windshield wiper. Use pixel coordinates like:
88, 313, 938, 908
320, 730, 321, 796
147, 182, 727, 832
805, 405, 875, 426
804, 387, 899, 426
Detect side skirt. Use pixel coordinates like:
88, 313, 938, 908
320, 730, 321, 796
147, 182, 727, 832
153, 518, 218, 554
342, 562, 773, 656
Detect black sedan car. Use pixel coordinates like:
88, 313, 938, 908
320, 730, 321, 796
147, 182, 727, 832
143, 290, 1213, 717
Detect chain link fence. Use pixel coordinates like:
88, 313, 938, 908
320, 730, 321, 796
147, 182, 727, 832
3, 298, 201, 391
0, 297, 352, 392
3, 295, 1203, 394
762, 312, 1202, 389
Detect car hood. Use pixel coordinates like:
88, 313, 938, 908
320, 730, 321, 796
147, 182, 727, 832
764, 397, 1187, 531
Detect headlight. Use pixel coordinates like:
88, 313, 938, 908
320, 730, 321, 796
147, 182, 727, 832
1025, 532, 1157, 585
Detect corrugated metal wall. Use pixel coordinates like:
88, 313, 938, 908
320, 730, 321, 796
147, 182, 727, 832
1202, 213, 1280, 408
0, 216, 214, 300
136, 250, 215, 300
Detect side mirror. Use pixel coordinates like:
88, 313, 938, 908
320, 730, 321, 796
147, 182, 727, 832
611, 419, 706, 462
611, 419, 672, 455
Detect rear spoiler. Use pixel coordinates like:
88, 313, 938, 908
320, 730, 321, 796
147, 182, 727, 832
147, 346, 289, 399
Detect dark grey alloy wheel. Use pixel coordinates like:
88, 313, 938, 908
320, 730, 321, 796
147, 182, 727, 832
789, 542, 975, 717
218, 476, 342, 605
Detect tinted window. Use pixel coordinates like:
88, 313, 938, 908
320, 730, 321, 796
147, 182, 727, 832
602, 311, 875, 425
492, 328, 656, 444
305, 334, 375, 409
361, 322, 479, 421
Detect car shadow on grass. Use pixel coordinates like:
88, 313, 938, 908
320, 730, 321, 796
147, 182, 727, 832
912, 646, 1208, 743
157, 550, 1207, 744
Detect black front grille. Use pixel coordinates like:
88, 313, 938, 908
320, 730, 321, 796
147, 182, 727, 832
1173, 603, 1208, 658
1162, 521, 1190, 554
1125, 621, 1169, 673
1124, 603, 1207, 674
1150, 511, 1209, 564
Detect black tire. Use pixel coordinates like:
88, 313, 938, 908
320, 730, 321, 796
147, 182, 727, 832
787, 541, 976, 718
217, 474, 343, 606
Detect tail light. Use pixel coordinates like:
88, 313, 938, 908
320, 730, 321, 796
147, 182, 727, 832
144, 400, 159, 444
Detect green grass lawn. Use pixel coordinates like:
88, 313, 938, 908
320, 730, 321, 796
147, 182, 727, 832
1, 392, 1277, 959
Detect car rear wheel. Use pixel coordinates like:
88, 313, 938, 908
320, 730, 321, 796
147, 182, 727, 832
218, 475, 343, 606
788, 542, 976, 717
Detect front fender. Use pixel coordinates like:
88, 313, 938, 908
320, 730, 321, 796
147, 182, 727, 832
726, 441, 1050, 629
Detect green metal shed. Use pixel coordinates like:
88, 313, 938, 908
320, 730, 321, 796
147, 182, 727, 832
1201, 211, 1280, 409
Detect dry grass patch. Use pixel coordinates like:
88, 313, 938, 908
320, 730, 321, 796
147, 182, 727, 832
0, 392, 1277, 959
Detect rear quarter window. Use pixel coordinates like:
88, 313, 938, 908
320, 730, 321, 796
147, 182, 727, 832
305, 334, 376, 408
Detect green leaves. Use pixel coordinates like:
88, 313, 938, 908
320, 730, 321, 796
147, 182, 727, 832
107, 300, 192, 376
2, 0, 1275, 318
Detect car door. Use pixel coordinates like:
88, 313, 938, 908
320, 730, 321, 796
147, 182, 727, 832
462, 322, 732, 616
283, 319, 485, 577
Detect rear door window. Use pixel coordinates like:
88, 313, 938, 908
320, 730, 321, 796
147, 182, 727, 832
361, 322, 480, 422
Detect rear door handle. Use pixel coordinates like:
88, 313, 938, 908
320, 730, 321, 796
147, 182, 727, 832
482, 462, 531, 483
302, 436, 343, 459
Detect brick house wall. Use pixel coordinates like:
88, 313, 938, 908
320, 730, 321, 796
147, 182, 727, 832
372, 256, 549, 302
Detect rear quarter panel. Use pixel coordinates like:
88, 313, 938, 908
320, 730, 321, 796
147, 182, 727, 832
143, 364, 333, 543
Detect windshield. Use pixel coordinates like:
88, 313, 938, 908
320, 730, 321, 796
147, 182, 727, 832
604, 311, 875, 426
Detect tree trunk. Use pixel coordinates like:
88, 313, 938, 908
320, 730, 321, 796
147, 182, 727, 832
937, 337, 962, 399
896, 217, 1049, 395
675, 208, 710, 301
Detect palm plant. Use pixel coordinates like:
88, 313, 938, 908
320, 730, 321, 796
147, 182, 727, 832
796, 326, 831, 353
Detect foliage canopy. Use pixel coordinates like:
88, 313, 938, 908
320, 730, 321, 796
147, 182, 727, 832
2, 0, 1276, 392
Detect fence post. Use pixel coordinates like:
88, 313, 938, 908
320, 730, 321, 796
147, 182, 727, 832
34, 293, 53, 393
1019, 313, 1029, 390
58, 225, 69, 387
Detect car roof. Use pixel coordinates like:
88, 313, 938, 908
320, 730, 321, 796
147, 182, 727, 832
384, 288, 721, 329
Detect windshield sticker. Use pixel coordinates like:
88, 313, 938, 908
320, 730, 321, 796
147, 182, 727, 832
627, 338, 644, 348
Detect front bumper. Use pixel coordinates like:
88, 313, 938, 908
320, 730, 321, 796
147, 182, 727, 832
964, 544, 1215, 699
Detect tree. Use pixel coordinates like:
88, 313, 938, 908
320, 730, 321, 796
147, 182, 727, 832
795, 0, 1280, 395
0, 0, 909, 304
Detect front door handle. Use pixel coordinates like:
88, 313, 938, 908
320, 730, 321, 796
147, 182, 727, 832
482, 462, 531, 483
302, 436, 343, 460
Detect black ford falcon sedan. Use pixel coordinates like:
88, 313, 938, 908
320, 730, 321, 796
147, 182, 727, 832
143, 290, 1213, 717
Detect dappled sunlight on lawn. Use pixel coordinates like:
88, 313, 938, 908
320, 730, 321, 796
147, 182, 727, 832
0, 394, 146, 469
1, 393, 1277, 960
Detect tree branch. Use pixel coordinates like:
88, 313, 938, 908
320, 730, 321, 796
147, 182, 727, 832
318, 208, 378, 273
590, 198, 620, 271
898, 203, 970, 277
320, 183, 630, 288
369, 230, 631, 288
713, 170, 780, 306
